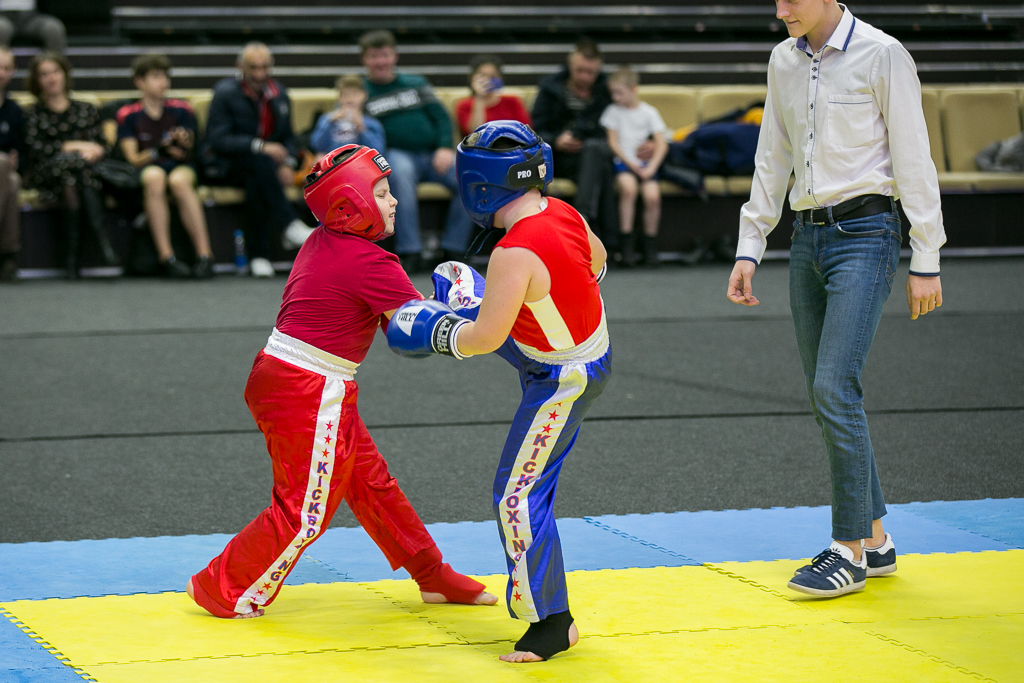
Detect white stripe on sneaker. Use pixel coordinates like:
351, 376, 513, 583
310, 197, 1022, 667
827, 575, 843, 589
839, 568, 853, 585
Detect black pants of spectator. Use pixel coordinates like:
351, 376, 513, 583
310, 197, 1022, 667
554, 139, 619, 251
0, 153, 20, 259
224, 154, 297, 261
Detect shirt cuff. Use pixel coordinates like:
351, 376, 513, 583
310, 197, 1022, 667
909, 251, 940, 276
735, 256, 759, 266
250, 138, 264, 154
735, 237, 766, 265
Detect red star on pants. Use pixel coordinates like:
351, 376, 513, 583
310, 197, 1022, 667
322, 449, 329, 458
262, 583, 271, 590
454, 278, 462, 285
256, 590, 264, 595
513, 592, 522, 601
541, 424, 552, 433
512, 579, 519, 588
325, 421, 333, 431
548, 411, 559, 420
324, 435, 332, 444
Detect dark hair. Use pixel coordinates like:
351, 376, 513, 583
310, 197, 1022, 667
26, 52, 73, 99
131, 53, 171, 81
468, 54, 503, 84
572, 38, 602, 61
359, 30, 397, 53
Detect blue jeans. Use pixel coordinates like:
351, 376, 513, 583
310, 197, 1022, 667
385, 148, 475, 256
789, 203, 901, 541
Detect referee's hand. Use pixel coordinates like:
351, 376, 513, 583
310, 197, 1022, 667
727, 260, 760, 306
906, 274, 942, 320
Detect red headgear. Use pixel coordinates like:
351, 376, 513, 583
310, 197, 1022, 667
303, 145, 392, 241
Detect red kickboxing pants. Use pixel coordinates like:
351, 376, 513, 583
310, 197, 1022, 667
192, 340, 436, 617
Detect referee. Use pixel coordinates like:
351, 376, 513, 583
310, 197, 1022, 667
727, 0, 946, 597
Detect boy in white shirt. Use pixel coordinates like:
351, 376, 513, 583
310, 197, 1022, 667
599, 67, 668, 267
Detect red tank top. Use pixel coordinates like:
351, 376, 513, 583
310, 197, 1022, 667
495, 197, 603, 352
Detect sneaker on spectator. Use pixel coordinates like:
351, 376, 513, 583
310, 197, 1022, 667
282, 219, 314, 250
864, 533, 897, 577
787, 542, 866, 597
192, 256, 215, 280
161, 256, 192, 279
250, 257, 275, 278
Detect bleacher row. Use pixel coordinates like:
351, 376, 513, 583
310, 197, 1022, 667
11, 81, 1024, 273
11, 81, 1024, 208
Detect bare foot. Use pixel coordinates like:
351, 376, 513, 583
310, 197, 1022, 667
500, 622, 579, 663
186, 578, 265, 619
420, 590, 498, 605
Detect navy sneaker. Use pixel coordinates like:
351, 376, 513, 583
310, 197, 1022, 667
787, 542, 866, 597
864, 533, 897, 577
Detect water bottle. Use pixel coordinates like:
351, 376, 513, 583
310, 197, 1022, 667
233, 228, 248, 275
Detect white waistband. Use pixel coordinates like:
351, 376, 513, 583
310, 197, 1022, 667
264, 328, 358, 381
514, 307, 610, 366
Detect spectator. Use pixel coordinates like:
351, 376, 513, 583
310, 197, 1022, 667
308, 74, 386, 157
600, 66, 668, 268
23, 51, 116, 279
0, 1, 65, 53
0, 46, 22, 282
454, 55, 531, 138
201, 41, 312, 277
360, 29, 474, 273
117, 53, 213, 279
531, 39, 622, 251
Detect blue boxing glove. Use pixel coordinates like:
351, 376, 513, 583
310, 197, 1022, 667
432, 261, 486, 321
387, 299, 471, 360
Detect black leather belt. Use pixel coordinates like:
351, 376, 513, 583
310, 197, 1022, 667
798, 194, 897, 225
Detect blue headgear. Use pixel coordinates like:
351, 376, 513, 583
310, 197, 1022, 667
456, 120, 553, 230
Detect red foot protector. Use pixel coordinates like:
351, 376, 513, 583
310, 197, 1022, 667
404, 546, 486, 604
190, 575, 246, 618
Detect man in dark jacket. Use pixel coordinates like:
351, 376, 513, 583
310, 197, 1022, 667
202, 42, 312, 277
531, 39, 619, 248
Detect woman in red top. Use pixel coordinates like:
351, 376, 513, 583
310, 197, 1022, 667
454, 55, 532, 138
187, 145, 496, 619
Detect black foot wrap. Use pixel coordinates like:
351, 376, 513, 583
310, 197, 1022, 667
514, 609, 574, 660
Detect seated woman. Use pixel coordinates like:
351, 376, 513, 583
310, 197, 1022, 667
454, 55, 531, 138
23, 52, 116, 278
117, 53, 214, 279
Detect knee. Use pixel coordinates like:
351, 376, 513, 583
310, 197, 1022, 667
141, 166, 167, 192
167, 168, 196, 195
811, 375, 858, 415
643, 189, 661, 208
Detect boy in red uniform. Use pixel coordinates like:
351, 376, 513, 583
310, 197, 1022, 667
187, 144, 496, 618
388, 121, 610, 662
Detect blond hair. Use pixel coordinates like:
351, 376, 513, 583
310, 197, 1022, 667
608, 66, 639, 88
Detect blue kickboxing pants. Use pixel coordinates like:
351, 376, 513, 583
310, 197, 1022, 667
492, 343, 611, 621
432, 262, 611, 622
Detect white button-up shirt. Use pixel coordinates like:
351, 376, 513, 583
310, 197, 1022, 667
737, 6, 946, 275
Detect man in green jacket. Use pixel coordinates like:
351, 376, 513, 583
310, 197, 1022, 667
360, 30, 474, 273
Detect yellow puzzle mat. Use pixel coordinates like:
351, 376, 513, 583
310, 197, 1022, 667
3, 551, 1021, 683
